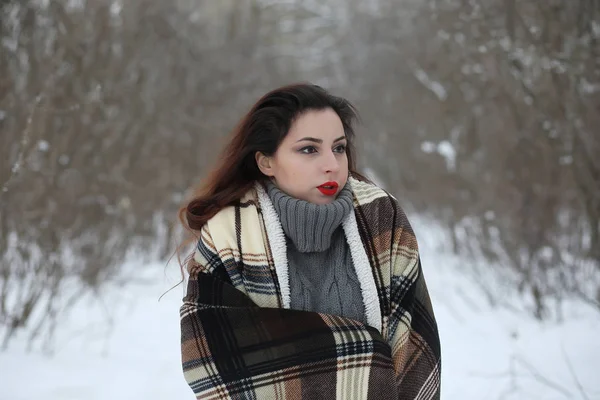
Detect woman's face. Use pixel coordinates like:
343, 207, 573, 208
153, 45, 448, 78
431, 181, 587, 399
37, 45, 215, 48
256, 108, 349, 204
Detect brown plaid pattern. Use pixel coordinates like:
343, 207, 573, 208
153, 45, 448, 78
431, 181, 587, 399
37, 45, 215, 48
181, 178, 441, 399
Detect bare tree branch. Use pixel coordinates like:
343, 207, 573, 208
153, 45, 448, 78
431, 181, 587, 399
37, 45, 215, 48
561, 343, 591, 400
0, 94, 44, 196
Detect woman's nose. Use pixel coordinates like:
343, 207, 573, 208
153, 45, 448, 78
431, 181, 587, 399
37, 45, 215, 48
323, 151, 341, 173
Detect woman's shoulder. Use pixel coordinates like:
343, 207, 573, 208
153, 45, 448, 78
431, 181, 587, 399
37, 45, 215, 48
348, 176, 399, 207
349, 176, 414, 232
202, 185, 260, 234
195, 185, 265, 266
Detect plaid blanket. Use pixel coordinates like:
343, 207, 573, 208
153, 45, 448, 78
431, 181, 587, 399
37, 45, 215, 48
181, 178, 441, 399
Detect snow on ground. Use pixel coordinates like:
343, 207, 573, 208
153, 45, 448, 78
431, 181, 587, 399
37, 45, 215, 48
1, 217, 599, 400
414, 217, 600, 400
0, 261, 192, 400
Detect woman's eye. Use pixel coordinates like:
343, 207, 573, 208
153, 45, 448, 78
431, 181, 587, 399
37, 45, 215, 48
299, 146, 317, 154
334, 145, 346, 153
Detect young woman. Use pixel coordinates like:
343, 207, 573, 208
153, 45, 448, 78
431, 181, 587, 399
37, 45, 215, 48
179, 83, 441, 400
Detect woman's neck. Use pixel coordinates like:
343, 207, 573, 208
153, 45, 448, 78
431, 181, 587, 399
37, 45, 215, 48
265, 181, 354, 252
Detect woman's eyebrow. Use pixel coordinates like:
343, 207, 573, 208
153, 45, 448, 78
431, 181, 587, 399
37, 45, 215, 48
296, 135, 346, 144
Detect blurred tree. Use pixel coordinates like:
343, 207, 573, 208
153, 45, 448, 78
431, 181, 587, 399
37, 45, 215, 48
1, 0, 598, 350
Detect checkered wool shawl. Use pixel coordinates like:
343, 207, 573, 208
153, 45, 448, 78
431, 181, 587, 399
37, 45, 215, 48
181, 177, 441, 399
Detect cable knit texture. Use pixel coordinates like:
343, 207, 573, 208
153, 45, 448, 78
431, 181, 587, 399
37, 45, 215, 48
266, 181, 366, 323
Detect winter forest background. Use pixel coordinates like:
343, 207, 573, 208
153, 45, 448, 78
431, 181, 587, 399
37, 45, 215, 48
1, 0, 599, 399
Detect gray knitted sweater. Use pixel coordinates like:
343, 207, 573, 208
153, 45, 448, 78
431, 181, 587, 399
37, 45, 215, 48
266, 182, 366, 324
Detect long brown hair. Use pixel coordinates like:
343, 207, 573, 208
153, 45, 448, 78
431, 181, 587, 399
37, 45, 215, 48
178, 83, 367, 238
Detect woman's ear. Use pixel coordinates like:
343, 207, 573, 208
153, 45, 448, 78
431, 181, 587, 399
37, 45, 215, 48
255, 152, 274, 177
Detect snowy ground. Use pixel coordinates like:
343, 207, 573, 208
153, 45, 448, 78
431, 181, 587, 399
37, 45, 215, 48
2, 218, 599, 400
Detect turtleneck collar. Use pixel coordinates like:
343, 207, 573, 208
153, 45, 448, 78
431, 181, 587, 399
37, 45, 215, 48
265, 180, 354, 252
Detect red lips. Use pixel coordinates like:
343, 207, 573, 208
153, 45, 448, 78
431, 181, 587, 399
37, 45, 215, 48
317, 181, 339, 196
